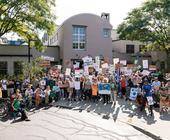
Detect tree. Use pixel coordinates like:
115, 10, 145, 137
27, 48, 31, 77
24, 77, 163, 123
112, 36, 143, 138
0, 0, 56, 51
117, 0, 170, 53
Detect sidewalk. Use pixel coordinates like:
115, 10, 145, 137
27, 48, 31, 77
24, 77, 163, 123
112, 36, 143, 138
53, 98, 170, 140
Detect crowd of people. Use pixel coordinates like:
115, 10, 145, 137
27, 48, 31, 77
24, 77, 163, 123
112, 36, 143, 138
0, 66, 169, 120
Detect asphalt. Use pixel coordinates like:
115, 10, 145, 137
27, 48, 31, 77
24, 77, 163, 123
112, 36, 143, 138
51, 98, 170, 140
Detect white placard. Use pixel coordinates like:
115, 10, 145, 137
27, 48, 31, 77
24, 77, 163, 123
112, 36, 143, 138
93, 63, 100, 72
113, 58, 119, 66
120, 60, 127, 66
125, 68, 132, 76
101, 63, 109, 68
147, 96, 154, 105
84, 66, 89, 75
82, 56, 93, 66
75, 69, 83, 77
143, 60, 148, 69
65, 68, 71, 76
41, 55, 54, 61
142, 70, 150, 76
57, 65, 62, 70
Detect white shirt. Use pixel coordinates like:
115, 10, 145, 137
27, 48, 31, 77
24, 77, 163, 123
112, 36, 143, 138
1, 80, 7, 90
74, 81, 80, 90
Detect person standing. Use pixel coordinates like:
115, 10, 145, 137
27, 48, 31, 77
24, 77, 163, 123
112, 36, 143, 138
120, 75, 126, 99
1, 78, 8, 98
74, 77, 81, 101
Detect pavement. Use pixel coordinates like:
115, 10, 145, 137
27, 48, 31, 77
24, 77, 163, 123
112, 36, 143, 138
52, 98, 170, 140
0, 98, 169, 140
0, 107, 153, 140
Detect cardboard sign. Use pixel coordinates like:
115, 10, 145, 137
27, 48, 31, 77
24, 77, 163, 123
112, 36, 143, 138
65, 68, 71, 76
98, 83, 111, 94
129, 88, 138, 101
143, 60, 148, 69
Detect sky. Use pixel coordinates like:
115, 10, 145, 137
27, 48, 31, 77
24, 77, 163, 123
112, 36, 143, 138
3, 0, 144, 40
54, 0, 144, 29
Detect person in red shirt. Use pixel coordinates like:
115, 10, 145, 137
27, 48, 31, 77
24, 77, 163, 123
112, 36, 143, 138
120, 75, 126, 99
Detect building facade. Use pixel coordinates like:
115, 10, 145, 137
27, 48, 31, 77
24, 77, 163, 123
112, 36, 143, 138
43, 13, 113, 65
0, 43, 59, 75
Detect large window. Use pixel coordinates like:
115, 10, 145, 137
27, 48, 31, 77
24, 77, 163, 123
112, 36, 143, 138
0, 61, 7, 75
72, 26, 86, 50
14, 61, 23, 75
126, 44, 135, 54
103, 28, 111, 38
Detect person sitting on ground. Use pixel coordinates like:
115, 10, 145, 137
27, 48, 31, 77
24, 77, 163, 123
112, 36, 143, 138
12, 90, 29, 121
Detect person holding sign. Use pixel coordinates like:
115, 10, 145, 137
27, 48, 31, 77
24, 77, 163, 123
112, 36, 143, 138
91, 77, 98, 102
142, 80, 154, 116
152, 77, 161, 107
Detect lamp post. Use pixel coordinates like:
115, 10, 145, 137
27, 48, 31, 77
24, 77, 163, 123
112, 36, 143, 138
28, 39, 37, 63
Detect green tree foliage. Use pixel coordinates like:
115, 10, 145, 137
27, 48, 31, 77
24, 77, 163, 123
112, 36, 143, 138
117, 0, 170, 53
0, 0, 56, 51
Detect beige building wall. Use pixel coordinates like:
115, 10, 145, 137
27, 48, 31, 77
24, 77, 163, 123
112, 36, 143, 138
0, 45, 60, 75
58, 13, 113, 64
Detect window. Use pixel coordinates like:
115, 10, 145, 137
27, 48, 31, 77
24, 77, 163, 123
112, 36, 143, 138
72, 26, 86, 50
103, 28, 111, 38
14, 61, 23, 75
126, 45, 135, 54
0, 61, 7, 75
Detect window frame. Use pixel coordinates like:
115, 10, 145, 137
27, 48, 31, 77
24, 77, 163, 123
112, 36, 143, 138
103, 28, 111, 38
72, 25, 86, 50
126, 44, 135, 54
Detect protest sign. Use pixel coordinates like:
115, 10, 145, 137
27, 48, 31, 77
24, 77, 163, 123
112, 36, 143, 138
149, 65, 157, 71
93, 63, 100, 72
142, 70, 150, 76
120, 60, 127, 66
113, 58, 119, 66
65, 68, 71, 76
129, 88, 138, 101
95, 56, 100, 65
101, 63, 109, 69
109, 65, 114, 74
98, 83, 111, 94
82, 56, 93, 66
75, 69, 83, 77
147, 96, 154, 105
125, 68, 132, 76
143, 60, 148, 69
84, 66, 89, 75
